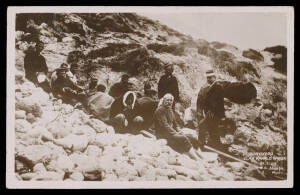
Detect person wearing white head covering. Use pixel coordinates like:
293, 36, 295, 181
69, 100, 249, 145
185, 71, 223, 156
154, 93, 203, 161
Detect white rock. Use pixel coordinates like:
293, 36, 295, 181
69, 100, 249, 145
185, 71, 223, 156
15, 119, 31, 133
106, 125, 115, 134
55, 155, 75, 172
69, 153, 102, 173
69, 171, 84, 181
225, 162, 245, 172
16, 145, 52, 166
84, 145, 103, 157
33, 163, 47, 173
32, 171, 64, 181
201, 152, 218, 163
15, 110, 26, 119
87, 118, 108, 133
53, 134, 89, 152
26, 113, 37, 123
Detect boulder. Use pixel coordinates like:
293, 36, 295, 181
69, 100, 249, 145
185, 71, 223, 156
16, 97, 43, 118
201, 152, 218, 163
84, 145, 103, 157
175, 175, 190, 181
54, 155, 75, 173
86, 118, 108, 133
91, 133, 121, 148
15, 159, 31, 174
69, 153, 102, 173
16, 145, 52, 167
15, 110, 26, 119
154, 168, 176, 178
20, 172, 37, 180
176, 155, 199, 170
33, 163, 47, 173
53, 134, 89, 152
47, 121, 73, 139
169, 165, 200, 179
32, 171, 64, 181
102, 173, 118, 181
15, 119, 32, 133
69, 171, 84, 181
225, 162, 245, 172
26, 113, 37, 123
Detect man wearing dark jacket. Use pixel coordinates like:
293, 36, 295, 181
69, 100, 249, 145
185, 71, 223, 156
24, 41, 52, 93
197, 70, 225, 149
50, 63, 85, 106
158, 64, 180, 103
109, 74, 136, 99
24, 41, 48, 84
154, 93, 203, 161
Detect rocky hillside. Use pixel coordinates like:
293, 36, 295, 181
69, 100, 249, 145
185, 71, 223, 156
14, 13, 287, 181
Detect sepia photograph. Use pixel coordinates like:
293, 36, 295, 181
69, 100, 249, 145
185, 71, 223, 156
6, 6, 294, 188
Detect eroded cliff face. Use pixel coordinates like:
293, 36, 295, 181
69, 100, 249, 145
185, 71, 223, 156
14, 13, 287, 181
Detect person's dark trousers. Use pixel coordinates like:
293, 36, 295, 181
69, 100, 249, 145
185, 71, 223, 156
198, 114, 222, 149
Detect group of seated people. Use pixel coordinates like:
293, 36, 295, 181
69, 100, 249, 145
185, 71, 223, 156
23, 40, 238, 161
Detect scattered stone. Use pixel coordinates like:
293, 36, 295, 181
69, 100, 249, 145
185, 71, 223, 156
20, 172, 37, 180
32, 171, 64, 181
53, 134, 89, 152
15, 119, 31, 133
33, 163, 47, 173
26, 113, 37, 123
225, 162, 245, 172
69, 171, 84, 181
15, 110, 26, 119
84, 145, 103, 157
16, 145, 52, 167
201, 152, 218, 163
86, 118, 108, 133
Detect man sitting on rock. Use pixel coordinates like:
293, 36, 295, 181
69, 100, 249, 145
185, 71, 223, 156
23, 41, 51, 93
50, 63, 86, 106
197, 70, 226, 149
108, 74, 136, 99
154, 93, 203, 161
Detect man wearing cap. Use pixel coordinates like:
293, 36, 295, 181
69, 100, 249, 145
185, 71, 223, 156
23, 41, 52, 94
197, 69, 225, 149
50, 63, 85, 105
158, 64, 180, 104
108, 74, 136, 99
24, 41, 48, 84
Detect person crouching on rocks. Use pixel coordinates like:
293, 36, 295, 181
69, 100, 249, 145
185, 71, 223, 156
154, 93, 203, 161
50, 63, 86, 107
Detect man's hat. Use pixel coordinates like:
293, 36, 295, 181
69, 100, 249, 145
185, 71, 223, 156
56, 63, 69, 71
121, 74, 130, 80
205, 69, 215, 77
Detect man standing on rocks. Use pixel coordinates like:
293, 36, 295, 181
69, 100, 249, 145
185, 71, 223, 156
154, 93, 203, 161
23, 41, 51, 93
158, 64, 180, 106
197, 70, 226, 149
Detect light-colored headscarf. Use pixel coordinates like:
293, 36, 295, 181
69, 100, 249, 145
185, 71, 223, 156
123, 91, 137, 109
158, 93, 174, 108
